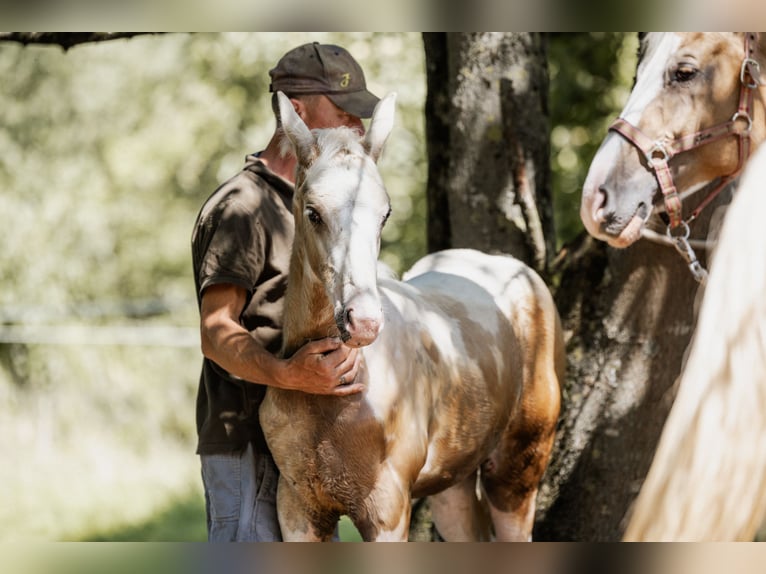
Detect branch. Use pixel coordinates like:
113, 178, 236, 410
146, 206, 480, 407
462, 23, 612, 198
0, 33, 162, 50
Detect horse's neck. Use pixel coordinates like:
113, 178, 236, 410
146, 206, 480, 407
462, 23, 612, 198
280, 243, 337, 358
753, 84, 766, 147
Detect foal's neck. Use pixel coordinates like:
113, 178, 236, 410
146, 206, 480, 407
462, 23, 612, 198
280, 241, 337, 359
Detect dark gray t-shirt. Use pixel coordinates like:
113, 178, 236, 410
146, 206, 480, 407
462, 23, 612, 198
191, 154, 294, 455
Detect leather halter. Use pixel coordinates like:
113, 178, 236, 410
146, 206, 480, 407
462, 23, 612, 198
609, 33, 761, 232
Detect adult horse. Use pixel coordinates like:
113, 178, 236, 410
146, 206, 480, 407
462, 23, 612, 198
579, 33, 765, 539
259, 91, 563, 541
581, 33, 764, 278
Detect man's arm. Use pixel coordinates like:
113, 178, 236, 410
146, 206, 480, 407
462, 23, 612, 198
200, 283, 363, 396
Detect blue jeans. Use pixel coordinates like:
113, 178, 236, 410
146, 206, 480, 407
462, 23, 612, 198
200, 442, 282, 541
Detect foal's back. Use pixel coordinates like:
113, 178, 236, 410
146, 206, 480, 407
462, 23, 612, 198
370, 249, 563, 540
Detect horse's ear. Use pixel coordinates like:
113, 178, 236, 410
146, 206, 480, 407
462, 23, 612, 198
364, 92, 397, 163
277, 91, 316, 165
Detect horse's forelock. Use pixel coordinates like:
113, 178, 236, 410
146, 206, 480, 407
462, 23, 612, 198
302, 127, 370, 183
314, 127, 366, 159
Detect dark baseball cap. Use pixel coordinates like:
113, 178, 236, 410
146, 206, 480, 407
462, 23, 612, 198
269, 42, 380, 119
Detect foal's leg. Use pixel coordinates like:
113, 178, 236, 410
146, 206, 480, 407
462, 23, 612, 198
350, 469, 412, 541
276, 477, 336, 541
482, 317, 563, 541
481, 417, 558, 541
429, 472, 493, 541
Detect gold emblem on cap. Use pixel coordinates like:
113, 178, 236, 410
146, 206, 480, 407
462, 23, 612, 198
340, 73, 350, 88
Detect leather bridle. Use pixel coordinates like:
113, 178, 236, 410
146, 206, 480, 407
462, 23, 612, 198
608, 33, 762, 283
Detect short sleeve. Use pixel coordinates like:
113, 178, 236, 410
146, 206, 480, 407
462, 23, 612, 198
194, 193, 265, 299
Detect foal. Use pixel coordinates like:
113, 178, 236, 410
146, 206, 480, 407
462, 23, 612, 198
259, 91, 563, 541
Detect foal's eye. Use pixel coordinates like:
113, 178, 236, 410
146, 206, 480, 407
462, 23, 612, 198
306, 207, 323, 226
673, 64, 698, 84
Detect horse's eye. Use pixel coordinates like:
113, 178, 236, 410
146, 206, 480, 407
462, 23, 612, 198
673, 65, 698, 83
306, 207, 323, 226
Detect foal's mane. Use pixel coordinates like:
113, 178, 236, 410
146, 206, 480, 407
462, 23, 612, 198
279, 125, 368, 167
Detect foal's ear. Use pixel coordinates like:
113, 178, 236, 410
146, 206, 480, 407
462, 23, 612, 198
364, 92, 397, 163
277, 91, 316, 165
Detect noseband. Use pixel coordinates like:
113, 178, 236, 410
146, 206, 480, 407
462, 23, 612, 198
609, 33, 762, 283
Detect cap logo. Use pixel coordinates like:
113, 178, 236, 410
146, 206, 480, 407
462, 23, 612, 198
339, 73, 350, 88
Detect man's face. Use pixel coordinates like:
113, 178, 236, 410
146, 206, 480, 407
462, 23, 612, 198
301, 95, 365, 135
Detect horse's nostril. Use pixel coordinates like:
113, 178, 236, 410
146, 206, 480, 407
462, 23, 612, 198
595, 185, 610, 223
598, 184, 610, 205
636, 202, 649, 220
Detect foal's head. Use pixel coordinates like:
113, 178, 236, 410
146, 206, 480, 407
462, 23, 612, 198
278, 91, 396, 347
582, 33, 765, 248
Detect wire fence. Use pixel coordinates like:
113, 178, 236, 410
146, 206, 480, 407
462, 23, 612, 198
0, 324, 199, 347
0, 299, 198, 347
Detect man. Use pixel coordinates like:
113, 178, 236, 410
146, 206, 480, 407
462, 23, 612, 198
191, 42, 380, 541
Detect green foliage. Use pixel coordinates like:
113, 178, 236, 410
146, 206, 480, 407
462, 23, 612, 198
0, 33, 425, 316
0, 32, 425, 541
548, 32, 638, 247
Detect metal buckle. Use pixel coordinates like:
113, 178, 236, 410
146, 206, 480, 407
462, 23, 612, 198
646, 143, 670, 165
740, 57, 761, 88
731, 110, 753, 134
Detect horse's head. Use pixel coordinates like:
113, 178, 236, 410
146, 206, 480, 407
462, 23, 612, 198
278, 91, 396, 347
582, 33, 765, 248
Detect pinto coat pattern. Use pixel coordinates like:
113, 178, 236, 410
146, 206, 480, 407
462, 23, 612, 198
259, 91, 563, 541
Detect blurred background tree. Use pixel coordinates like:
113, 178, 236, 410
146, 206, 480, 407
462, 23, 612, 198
548, 32, 637, 248
0, 32, 633, 540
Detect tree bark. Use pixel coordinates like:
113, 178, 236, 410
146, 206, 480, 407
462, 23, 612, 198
423, 32, 552, 275
416, 32, 552, 541
534, 203, 725, 539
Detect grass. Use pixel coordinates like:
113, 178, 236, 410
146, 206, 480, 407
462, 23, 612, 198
81, 490, 207, 542
0, 340, 204, 542
0, 330, 373, 543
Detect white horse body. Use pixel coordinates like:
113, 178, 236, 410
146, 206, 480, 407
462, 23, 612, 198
260, 92, 562, 541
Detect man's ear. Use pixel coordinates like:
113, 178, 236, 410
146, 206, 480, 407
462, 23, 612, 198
290, 97, 307, 122
277, 91, 315, 165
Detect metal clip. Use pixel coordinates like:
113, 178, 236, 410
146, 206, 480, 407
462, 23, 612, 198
667, 222, 708, 284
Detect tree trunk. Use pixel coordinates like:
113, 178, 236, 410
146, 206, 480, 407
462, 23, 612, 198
423, 32, 552, 275
535, 196, 724, 539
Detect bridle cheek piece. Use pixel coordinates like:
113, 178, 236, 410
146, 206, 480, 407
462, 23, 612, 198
608, 33, 762, 284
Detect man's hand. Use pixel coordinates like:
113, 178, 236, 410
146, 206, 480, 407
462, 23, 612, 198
282, 337, 364, 396
200, 284, 363, 396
